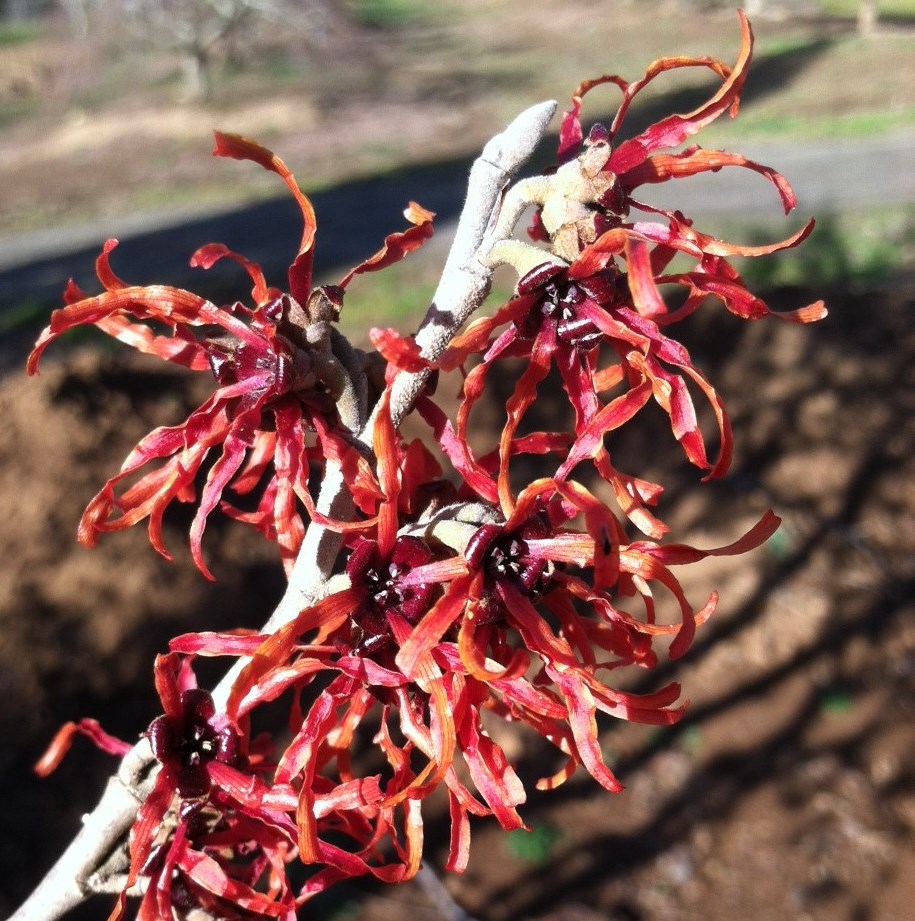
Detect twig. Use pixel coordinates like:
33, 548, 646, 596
6, 99, 556, 921
7, 739, 155, 921
416, 862, 481, 921
386, 99, 558, 427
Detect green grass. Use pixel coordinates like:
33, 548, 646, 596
337, 261, 437, 345
0, 20, 41, 46
337, 246, 517, 345
347, 0, 437, 27
819, 689, 855, 715
504, 824, 563, 866
821, 0, 915, 17
737, 207, 915, 290
0, 299, 47, 335
758, 35, 823, 57
0, 95, 39, 129
704, 107, 915, 142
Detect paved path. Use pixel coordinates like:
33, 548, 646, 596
1, 130, 911, 366
636, 131, 915, 217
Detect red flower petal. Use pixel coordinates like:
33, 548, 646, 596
396, 575, 471, 680
622, 146, 798, 215
550, 668, 623, 793
558, 73, 628, 161
555, 378, 653, 480
190, 242, 270, 306
369, 327, 434, 373
338, 201, 435, 289
212, 132, 317, 304
95, 313, 209, 369
34, 718, 131, 777
457, 709, 526, 829
609, 10, 753, 174
190, 418, 261, 580
497, 321, 557, 515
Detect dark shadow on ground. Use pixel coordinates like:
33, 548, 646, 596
436, 273, 915, 921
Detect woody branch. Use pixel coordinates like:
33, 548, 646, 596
6, 99, 557, 921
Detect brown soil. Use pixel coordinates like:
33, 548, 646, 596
1, 271, 913, 921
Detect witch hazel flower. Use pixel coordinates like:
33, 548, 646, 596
35, 651, 306, 921
72, 649, 399, 920
27, 133, 434, 579
377, 9, 826, 542
522, 10, 819, 262
173, 394, 776, 881
146, 685, 240, 800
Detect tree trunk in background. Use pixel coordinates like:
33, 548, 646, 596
180, 47, 212, 101
858, 0, 878, 34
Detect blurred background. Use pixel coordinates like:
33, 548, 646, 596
0, 1, 913, 919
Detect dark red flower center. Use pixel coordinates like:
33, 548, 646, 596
205, 292, 340, 414
516, 264, 620, 352
486, 534, 536, 584
207, 334, 303, 402
465, 517, 555, 624
345, 536, 436, 654
147, 688, 240, 799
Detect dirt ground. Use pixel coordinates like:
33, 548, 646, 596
1, 269, 913, 921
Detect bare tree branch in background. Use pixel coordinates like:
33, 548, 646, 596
58, 0, 341, 98
858, 0, 879, 34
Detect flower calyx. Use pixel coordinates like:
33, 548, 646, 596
206, 287, 351, 417
539, 132, 623, 260
404, 500, 503, 556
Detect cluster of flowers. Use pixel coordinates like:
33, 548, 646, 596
32, 13, 824, 919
